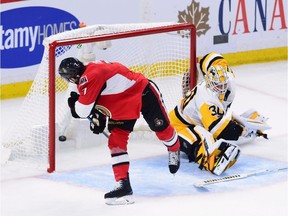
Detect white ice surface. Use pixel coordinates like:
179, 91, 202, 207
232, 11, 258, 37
1, 61, 288, 216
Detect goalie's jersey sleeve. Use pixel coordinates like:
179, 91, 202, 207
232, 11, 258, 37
75, 61, 149, 120
169, 81, 242, 140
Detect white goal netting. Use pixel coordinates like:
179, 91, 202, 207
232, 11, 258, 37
2, 22, 195, 171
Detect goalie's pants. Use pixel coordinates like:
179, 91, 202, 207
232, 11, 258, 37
108, 80, 180, 181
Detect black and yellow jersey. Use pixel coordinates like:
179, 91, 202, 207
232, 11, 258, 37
169, 73, 242, 140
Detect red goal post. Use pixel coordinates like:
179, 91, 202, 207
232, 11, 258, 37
49, 23, 196, 172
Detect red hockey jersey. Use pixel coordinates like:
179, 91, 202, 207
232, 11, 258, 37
75, 61, 149, 120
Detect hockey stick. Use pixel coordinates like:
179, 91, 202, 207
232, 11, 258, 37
58, 111, 73, 142
102, 130, 110, 138
59, 114, 110, 141
193, 166, 288, 188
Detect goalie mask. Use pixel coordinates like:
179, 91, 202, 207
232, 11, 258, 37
58, 57, 85, 84
205, 65, 229, 100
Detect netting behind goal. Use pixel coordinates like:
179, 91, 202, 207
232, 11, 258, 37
2, 22, 196, 172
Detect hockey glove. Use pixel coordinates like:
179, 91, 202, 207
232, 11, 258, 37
233, 112, 271, 139
89, 110, 106, 134
68, 91, 80, 118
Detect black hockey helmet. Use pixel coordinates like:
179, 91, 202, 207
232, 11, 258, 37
58, 57, 85, 84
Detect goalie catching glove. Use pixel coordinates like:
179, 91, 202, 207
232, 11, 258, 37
89, 110, 107, 134
232, 109, 271, 144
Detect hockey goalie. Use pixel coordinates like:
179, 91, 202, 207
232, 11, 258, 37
169, 52, 271, 176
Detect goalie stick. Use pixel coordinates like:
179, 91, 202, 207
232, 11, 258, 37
193, 166, 288, 188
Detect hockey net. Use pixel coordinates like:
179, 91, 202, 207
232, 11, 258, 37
2, 22, 196, 172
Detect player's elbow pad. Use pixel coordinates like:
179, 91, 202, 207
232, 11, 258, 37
217, 121, 243, 140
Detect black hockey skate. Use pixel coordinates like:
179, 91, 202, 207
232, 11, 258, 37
168, 150, 180, 174
104, 177, 134, 205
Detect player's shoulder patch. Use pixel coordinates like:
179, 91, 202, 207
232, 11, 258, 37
79, 75, 88, 85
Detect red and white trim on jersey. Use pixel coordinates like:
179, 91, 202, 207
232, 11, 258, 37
111, 152, 130, 181
162, 129, 178, 147
101, 74, 136, 95
111, 152, 130, 166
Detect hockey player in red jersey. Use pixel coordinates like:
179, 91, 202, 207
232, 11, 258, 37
58, 57, 180, 205
169, 52, 271, 176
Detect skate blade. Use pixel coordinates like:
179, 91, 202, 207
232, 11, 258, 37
105, 195, 135, 205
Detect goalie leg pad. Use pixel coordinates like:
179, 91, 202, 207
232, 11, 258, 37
212, 140, 240, 175
198, 138, 240, 175
176, 125, 240, 175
